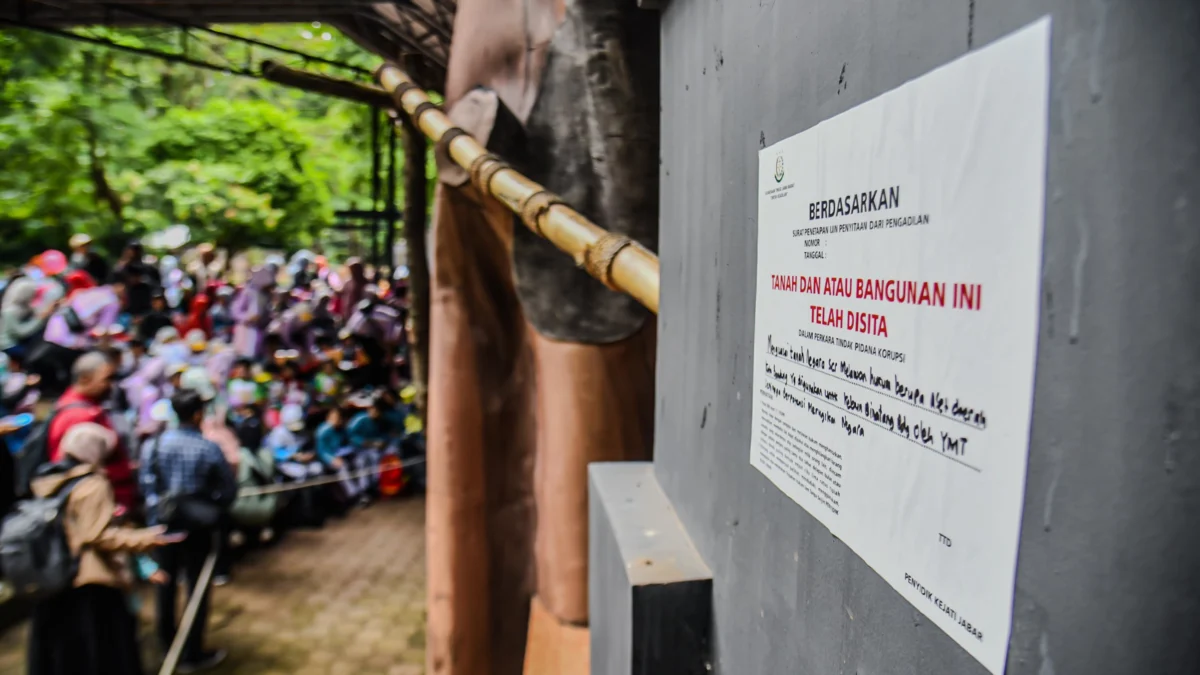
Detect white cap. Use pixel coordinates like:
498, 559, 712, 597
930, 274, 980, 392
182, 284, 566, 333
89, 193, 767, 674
154, 326, 180, 345
149, 399, 176, 424
185, 328, 208, 352
180, 367, 216, 401
228, 379, 257, 407
280, 403, 305, 432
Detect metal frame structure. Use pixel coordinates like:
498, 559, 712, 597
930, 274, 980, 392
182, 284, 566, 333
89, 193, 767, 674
0, 1, 455, 90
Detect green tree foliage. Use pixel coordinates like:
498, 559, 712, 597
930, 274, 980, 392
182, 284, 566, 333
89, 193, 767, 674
0, 23, 401, 265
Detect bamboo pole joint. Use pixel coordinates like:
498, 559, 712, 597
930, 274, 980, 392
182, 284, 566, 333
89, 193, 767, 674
374, 63, 661, 314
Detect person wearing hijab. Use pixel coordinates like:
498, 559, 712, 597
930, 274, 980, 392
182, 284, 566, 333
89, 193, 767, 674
231, 267, 274, 359
291, 256, 313, 291
26, 423, 179, 675
64, 269, 97, 297
209, 286, 234, 343
179, 292, 213, 340
272, 301, 315, 353
0, 278, 56, 359
338, 258, 367, 323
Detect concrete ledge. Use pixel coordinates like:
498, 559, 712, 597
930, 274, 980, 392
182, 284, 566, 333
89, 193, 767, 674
589, 462, 712, 675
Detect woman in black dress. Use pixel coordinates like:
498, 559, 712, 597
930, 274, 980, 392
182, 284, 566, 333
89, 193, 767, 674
26, 422, 178, 675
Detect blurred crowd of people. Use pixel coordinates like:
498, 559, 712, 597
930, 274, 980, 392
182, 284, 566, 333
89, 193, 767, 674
0, 234, 424, 675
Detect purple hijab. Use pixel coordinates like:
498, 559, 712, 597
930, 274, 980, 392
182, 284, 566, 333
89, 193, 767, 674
42, 286, 120, 350
231, 267, 274, 358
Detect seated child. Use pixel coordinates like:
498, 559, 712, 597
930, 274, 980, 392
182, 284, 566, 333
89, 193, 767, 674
226, 380, 265, 453
346, 397, 391, 498
267, 403, 322, 482
315, 406, 362, 502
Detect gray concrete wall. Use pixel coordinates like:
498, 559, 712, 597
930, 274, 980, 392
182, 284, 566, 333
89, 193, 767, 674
653, 1, 1200, 673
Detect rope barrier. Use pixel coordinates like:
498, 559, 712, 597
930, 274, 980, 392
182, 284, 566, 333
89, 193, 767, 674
235, 456, 427, 497
156, 457, 425, 673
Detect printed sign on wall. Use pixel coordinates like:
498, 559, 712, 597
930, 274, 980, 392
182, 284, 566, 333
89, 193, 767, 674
750, 18, 1051, 674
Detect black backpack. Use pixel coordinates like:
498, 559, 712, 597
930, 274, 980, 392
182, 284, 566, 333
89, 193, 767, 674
11, 403, 90, 505
0, 470, 89, 599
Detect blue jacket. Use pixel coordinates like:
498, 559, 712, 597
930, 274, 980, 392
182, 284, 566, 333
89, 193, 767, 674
315, 422, 349, 465
347, 412, 385, 448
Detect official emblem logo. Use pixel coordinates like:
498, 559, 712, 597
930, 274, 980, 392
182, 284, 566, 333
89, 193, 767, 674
774, 155, 785, 183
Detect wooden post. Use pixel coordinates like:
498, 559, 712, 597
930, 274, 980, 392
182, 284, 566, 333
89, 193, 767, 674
385, 121, 398, 272
400, 115, 430, 415
370, 108, 381, 269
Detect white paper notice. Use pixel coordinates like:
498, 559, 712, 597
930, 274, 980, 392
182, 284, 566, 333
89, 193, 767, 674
750, 18, 1050, 674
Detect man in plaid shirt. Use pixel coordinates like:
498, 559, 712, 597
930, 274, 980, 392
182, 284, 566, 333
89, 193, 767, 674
142, 390, 236, 673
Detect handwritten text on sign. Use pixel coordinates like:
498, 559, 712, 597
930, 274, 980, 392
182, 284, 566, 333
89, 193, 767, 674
749, 18, 1050, 675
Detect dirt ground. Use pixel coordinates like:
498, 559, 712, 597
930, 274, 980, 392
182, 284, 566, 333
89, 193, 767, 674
0, 496, 427, 675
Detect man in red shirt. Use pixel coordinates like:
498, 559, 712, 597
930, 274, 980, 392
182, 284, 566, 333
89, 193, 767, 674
47, 351, 137, 510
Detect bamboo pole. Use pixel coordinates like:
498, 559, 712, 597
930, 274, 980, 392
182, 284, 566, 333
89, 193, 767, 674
376, 64, 661, 314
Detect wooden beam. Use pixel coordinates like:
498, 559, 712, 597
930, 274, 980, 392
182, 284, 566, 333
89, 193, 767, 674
260, 60, 393, 107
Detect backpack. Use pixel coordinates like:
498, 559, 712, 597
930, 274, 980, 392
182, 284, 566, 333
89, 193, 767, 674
0, 471, 89, 599
10, 403, 90, 505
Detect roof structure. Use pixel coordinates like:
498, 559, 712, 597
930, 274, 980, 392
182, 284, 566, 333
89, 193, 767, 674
0, 0, 454, 89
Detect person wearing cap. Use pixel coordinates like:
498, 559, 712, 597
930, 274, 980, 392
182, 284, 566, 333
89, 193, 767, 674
183, 329, 209, 367
167, 357, 189, 383
225, 379, 264, 453
265, 404, 321, 479
179, 366, 239, 586
69, 233, 111, 284
179, 368, 238, 464
267, 403, 325, 526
